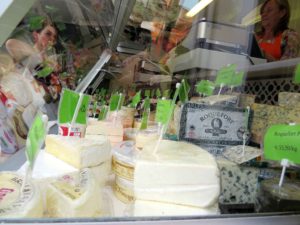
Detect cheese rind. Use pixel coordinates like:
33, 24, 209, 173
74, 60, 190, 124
134, 140, 220, 207
45, 135, 111, 169
0, 172, 43, 218
46, 169, 102, 217
133, 200, 220, 216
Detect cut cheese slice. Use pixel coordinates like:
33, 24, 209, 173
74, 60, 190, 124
46, 169, 102, 217
135, 129, 159, 150
0, 172, 43, 218
45, 134, 111, 169
86, 120, 123, 136
134, 140, 220, 207
133, 200, 220, 216
89, 161, 112, 186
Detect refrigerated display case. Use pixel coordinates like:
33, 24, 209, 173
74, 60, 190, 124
0, 0, 300, 224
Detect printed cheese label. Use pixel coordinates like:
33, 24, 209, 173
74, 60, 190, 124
0, 174, 34, 215
179, 103, 249, 152
264, 124, 300, 164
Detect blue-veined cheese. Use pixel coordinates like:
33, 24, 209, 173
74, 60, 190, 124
0, 172, 43, 218
217, 157, 259, 204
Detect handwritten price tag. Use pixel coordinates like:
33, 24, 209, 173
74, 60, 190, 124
264, 124, 300, 164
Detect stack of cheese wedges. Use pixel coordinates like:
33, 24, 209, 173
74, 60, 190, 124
44, 134, 112, 217
86, 120, 123, 147
45, 134, 112, 186
133, 140, 220, 216
0, 172, 43, 218
46, 169, 102, 217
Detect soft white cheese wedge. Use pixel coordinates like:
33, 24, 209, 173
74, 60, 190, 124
0, 172, 43, 218
45, 134, 111, 169
133, 200, 220, 216
89, 161, 112, 186
134, 140, 220, 207
46, 169, 102, 217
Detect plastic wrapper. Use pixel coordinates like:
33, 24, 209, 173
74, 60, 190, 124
255, 178, 300, 212
0, 172, 44, 218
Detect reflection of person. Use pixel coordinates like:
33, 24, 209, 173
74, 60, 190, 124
256, 0, 300, 62
6, 19, 62, 102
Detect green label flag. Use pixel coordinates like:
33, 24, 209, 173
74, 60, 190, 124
26, 113, 47, 169
109, 93, 124, 111
215, 64, 237, 86
130, 91, 141, 108
264, 124, 300, 164
145, 90, 151, 98
179, 79, 190, 103
155, 99, 172, 125
37, 66, 53, 78
58, 89, 90, 124
163, 89, 170, 98
196, 80, 215, 96
293, 64, 300, 84
231, 71, 245, 87
140, 97, 150, 130
156, 89, 161, 98
98, 105, 108, 120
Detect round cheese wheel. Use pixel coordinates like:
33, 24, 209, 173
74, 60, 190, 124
0, 172, 43, 218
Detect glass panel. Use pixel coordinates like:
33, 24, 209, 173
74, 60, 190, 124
0, 0, 300, 222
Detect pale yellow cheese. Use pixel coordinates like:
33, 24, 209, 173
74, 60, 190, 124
0, 172, 43, 218
45, 134, 111, 169
46, 169, 102, 217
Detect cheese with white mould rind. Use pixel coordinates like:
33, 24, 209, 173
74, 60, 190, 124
112, 141, 138, 180
134, 140, 220, 207
114, 176, 134, 203
135, 129, 159, 149
45, 134, 111, 169
133, 200, 220, 216
86, 120, 123, 136
46, 169, 102, 217
0, 172, 43, 218
89, 161, 112, 186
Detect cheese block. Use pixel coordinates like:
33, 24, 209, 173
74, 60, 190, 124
113, 176, 134, 203
89, 161, 112, 186
134, 140, 220, 207
123, 128, 138, 142
112, 141, 139, 180
217, 157, 259, 204
86, 121, 123, 146
250, 103, 300, 143
197, 95, 238, 106
133, 200, 220, 217
278, 92, 300, 107
86, 120, 123, 136
46, 169, 102, 217
135, 129, 159, 150
45, 134, 111, 169
0, 172, 43, 218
